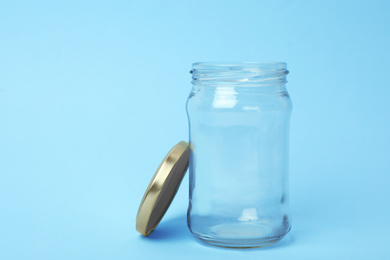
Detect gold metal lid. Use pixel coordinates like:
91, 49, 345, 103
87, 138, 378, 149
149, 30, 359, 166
136, 141, 190, 236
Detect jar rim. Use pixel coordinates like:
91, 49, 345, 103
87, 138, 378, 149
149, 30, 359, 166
192, 61, 287, 70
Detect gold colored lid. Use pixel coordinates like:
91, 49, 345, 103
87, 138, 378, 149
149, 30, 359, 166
136, 141, 190, 236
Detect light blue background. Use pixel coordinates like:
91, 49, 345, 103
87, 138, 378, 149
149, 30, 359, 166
1, 0, 389, 259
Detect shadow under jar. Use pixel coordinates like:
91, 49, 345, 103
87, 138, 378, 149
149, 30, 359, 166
186, 62, 292, 248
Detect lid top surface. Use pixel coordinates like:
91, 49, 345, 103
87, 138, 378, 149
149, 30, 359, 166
136, 141, 189, 236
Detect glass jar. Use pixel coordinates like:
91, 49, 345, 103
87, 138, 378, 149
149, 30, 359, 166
186, 62, 292, 248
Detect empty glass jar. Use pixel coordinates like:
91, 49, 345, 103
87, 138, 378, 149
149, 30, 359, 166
186, 62, 292, 248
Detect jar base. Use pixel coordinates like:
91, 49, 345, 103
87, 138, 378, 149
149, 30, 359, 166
188, 216, 291, 248
192, 232, 289, 249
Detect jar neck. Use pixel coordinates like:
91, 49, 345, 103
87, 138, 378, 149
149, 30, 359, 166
191, 62, 289, 87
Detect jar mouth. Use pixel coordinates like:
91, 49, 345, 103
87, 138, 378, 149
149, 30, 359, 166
192, 61, 287, 70
191, 62, 288, 86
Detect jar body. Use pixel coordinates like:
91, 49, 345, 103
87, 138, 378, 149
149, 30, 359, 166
186, 62, 292, 248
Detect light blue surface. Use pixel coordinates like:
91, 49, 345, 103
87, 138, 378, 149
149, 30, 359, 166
0, 0, 389, 259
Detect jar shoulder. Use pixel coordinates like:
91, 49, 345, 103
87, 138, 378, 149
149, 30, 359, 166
186, 88, 292, 112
